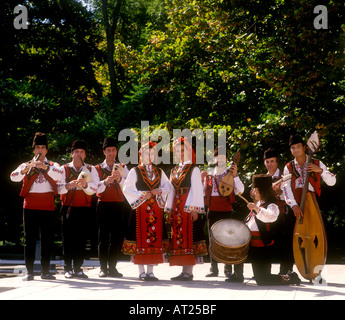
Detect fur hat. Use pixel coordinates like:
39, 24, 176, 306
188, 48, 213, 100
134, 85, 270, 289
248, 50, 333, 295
252, 174, 272, 189
289, 134, 304, 147
71, 140, 86, 152
102, 137, 117, 150
263, 148, 278, 160
32, 132, 48, 148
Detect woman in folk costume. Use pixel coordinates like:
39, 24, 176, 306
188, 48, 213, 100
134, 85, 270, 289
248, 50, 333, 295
246, 174, 300, 286
165, 137, 207, 281
122, 141, 172, 281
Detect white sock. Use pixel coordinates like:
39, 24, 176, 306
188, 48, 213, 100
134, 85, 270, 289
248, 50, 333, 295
138, 265, 145, 276
184, 265, 193, 276
147, 265, 154, 276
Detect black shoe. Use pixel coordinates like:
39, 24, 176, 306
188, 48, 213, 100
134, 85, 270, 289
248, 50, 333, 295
74, 271, 88, 279
108, 268, 123, 278
146, 273, 159, 281
171, 273, 193, 281
139, 272, 147, 281
23, 274, 34, 281
225, 273, 244, 283
288, 271, 301, 286
41, 273, 56, 280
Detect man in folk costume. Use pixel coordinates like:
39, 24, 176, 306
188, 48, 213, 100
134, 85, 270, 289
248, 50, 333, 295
165, 137, 207, 281
282, 134, 336, 275
262, 148, 291, 274
203, 146, 245, 282
95, 137, 129, 278
10, 132, 64, 281
57, 140, 99, 279
122, 141, 172, 281
283, 134, 336, 219
246, 174, 301, 285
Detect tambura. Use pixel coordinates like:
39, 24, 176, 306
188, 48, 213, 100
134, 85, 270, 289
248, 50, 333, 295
209, 219, 251, 264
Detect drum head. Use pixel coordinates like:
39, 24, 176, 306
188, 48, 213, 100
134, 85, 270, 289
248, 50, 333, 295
211, 219, 251, 247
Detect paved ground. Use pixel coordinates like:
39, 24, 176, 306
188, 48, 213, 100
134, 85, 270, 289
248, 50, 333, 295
0, 261, 344, 301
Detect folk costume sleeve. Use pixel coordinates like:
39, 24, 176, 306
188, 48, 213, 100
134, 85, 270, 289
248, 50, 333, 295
319, 160, 336, 186
156, 170, 172, 208
184, 166, 205, 214
233, 176, 245, 195
282, 164, 297, 208
83, 166, 99, 195
164, 176, 175, 214
10, 163, 27, 182
123, 168, 148, 210
57, 165, 68, 195
246, 202, 279, 232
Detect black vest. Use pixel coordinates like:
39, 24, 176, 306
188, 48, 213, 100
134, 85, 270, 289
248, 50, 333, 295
134, 165, 161, 191
254, 201, 281, 246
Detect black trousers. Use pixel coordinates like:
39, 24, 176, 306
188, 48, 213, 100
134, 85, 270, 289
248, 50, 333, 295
61, 206, 90, 272
23, 208, 54, 275
207, 210, 243, 275
96, 201, 125, 271
249, 244, 283, 286
277, 207, 296, 274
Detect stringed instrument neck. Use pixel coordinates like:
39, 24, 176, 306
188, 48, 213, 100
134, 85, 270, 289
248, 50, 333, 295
299, 149, 313, 220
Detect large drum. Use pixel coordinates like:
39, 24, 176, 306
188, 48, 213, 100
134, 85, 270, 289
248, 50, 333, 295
209, 219, 251, 264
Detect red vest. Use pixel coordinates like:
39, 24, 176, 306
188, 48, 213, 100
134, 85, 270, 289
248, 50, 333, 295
60, 165, 92, 207
204, 174, 235, 212
286, 159, 321, 204
95, 164, 124, 202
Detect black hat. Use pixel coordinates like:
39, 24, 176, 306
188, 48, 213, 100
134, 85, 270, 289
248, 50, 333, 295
289, 134, 304, 147
252, 174, 272, 189
102, 137, 117, 150
71, 140, 86, 152
32, 132, 48, 148
263, 148, 278, 160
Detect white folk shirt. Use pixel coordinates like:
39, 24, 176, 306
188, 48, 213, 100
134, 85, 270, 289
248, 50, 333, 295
57, 162, 99, 195
165, 160, 205, 214
282, 158, 336, 208
207, 167, 245, 196
246, 201, 279, 232
96, 160, 129, 193
123, 164, 172, 209
10, 157, 64, 194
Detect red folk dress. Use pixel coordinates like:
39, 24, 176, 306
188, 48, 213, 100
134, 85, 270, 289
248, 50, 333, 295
165, 161, 207, 266
122, 164, 172, 265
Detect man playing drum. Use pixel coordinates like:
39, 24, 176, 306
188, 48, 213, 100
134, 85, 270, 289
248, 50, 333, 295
203, 146, 245, 282
246, 174, 301, 286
